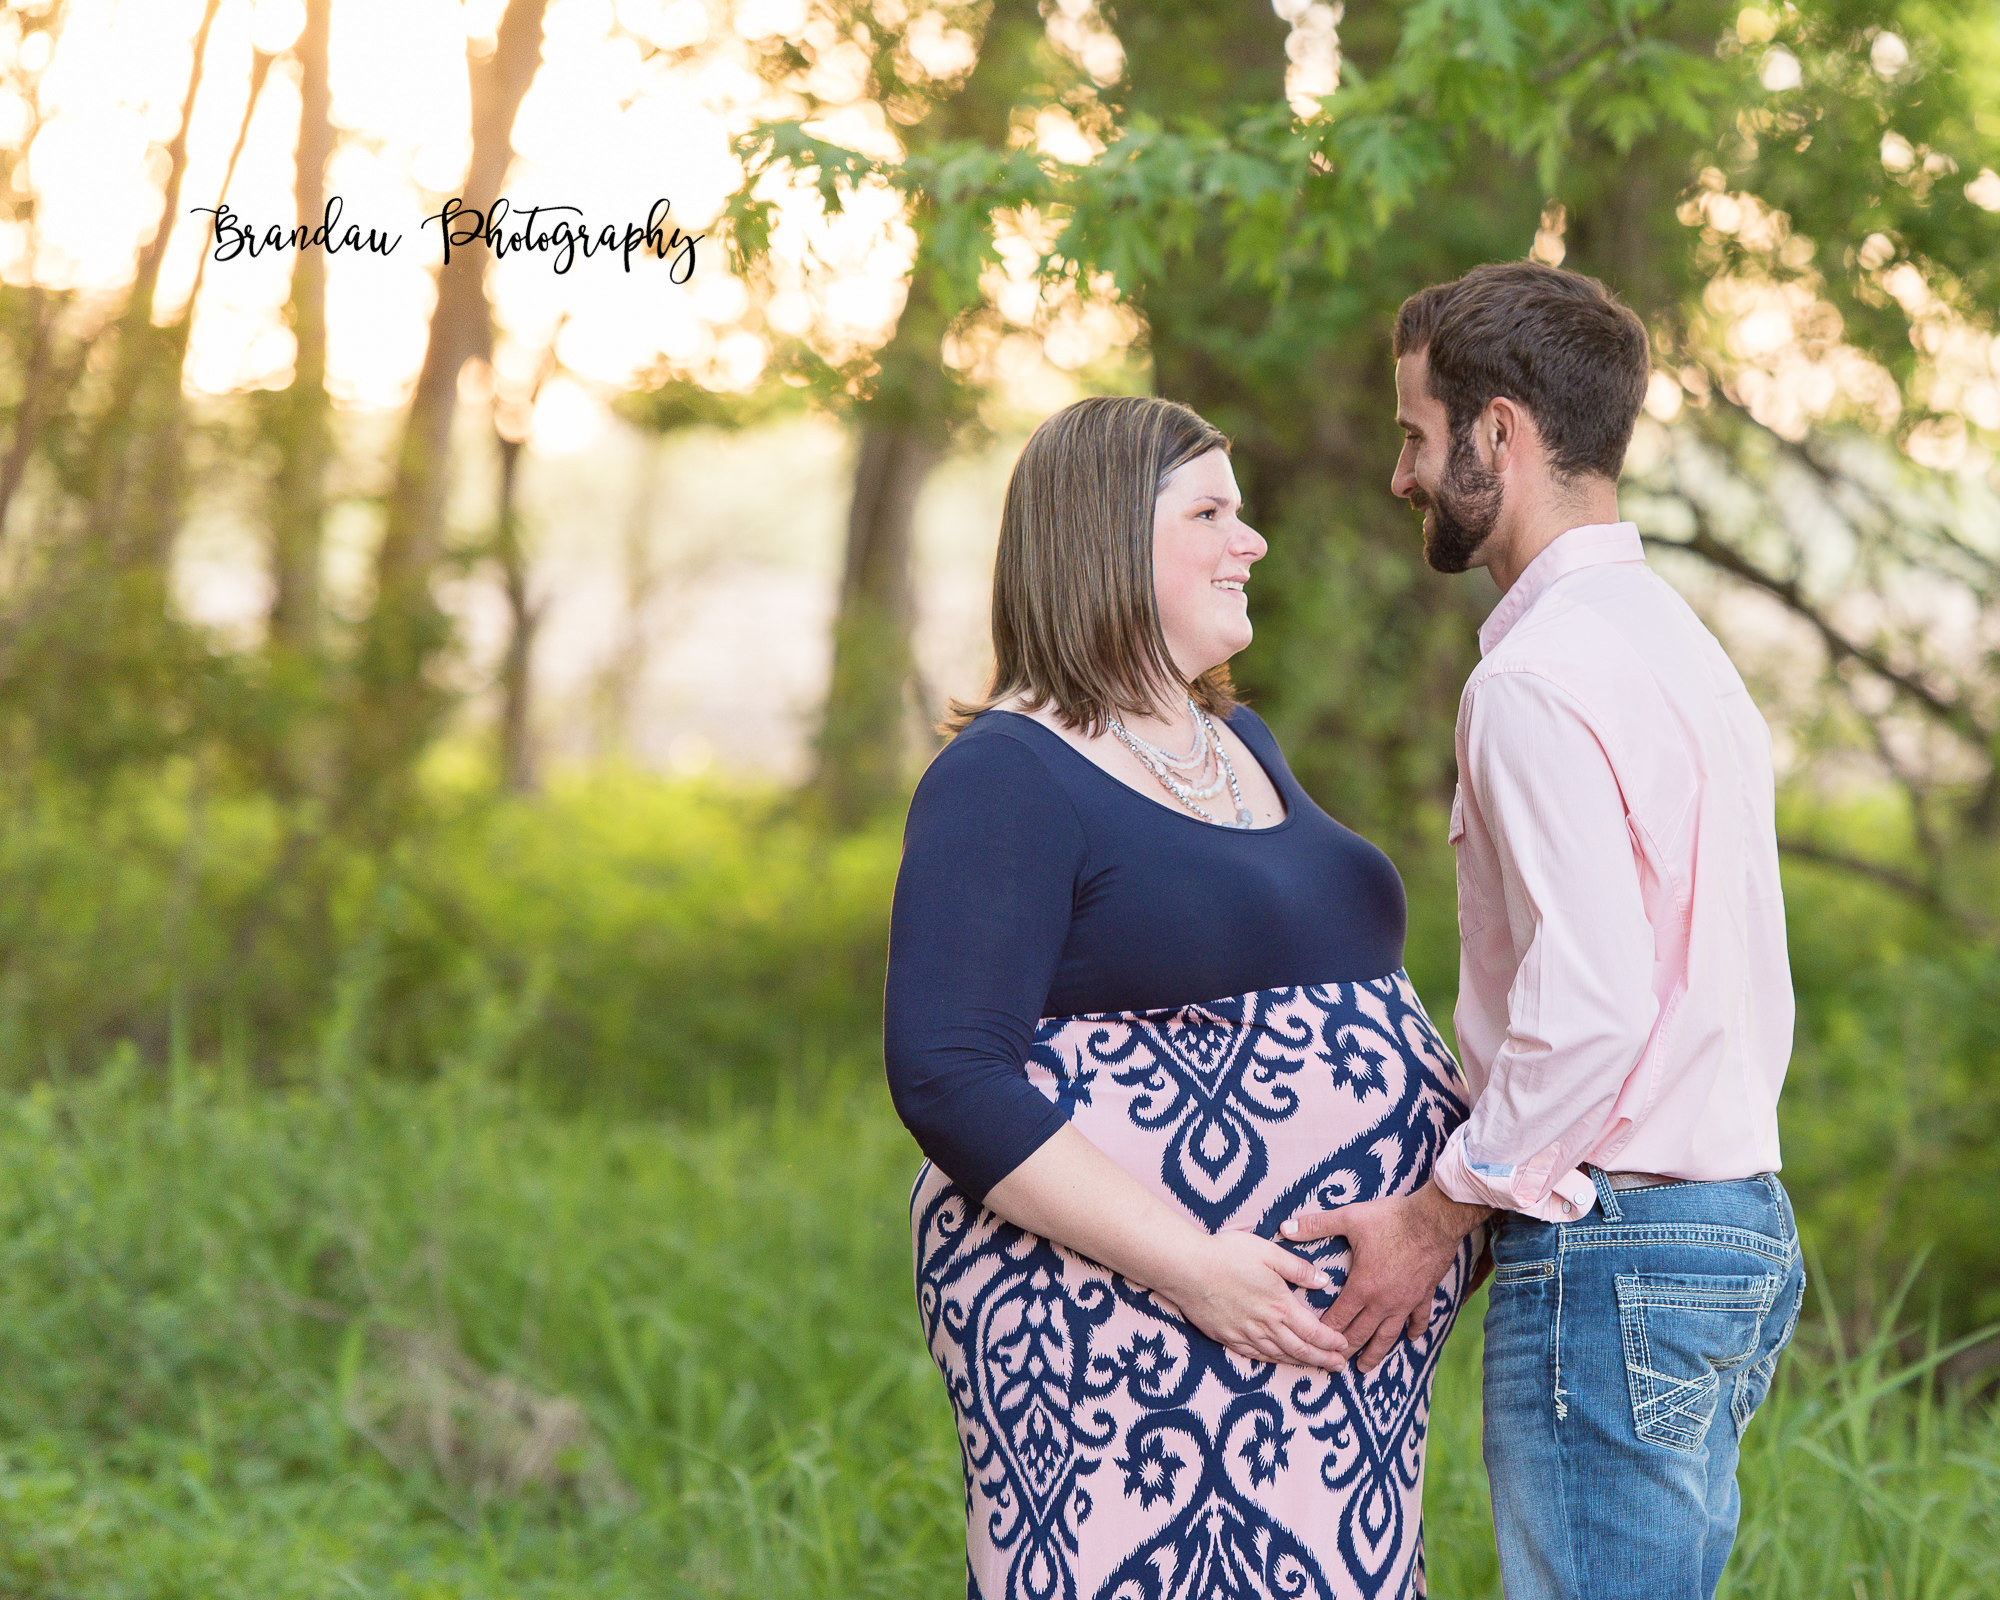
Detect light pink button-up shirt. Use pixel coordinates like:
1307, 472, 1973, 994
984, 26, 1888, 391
1429, 522, 1793, 1222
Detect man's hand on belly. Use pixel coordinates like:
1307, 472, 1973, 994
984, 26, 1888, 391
1282, 1180, 1492, 1372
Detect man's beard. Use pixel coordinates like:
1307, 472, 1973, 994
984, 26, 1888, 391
1413, 431, 1503, 574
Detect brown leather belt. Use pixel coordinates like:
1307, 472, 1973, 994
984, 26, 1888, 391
1603, 1170, 1682, 1191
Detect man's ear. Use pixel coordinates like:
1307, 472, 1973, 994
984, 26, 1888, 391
1485, 396, 1534, 472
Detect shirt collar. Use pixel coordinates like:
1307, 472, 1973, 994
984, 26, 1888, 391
1477, 522, 1645, 656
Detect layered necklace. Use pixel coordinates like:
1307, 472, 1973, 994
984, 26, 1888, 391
1106, 698, 1254, 828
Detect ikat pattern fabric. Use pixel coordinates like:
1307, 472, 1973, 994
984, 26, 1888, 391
911, 972, 1478, 1600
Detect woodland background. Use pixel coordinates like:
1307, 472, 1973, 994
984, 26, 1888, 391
0, 0, 1995, 1593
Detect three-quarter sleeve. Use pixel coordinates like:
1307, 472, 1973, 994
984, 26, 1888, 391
884, 729, 1087, 1203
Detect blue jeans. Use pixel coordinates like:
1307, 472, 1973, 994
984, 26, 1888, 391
1481, 1169, 1806, 1600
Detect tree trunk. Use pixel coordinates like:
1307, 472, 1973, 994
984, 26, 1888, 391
268, 0, 333, 655
813, 411, 942, 825
346, 0, 549, 819
807, 0, 1045, 827
1108, 1, 1520, 842
79, 0, 223, 568
591, 442, 672, 759
493, 434, 538, 794
0, 286, 56, 543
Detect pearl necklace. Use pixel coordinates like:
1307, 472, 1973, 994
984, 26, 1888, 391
1107, 699, 1254, 827
1115, 699, 1225, 798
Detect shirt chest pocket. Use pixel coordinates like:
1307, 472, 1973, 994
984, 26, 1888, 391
1448, 785, 1492, 937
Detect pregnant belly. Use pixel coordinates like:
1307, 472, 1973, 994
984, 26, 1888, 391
1022, 972, 1471, 1246
909, 971, 1476, 1600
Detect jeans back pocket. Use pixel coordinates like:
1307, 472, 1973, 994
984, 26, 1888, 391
1615, 1272, 1779, 1453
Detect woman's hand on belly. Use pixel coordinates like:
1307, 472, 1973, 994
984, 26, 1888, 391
1153, 1232, 1353, 1371
1283, 1179, 1491, 1371
984, 1124, 1351, 1372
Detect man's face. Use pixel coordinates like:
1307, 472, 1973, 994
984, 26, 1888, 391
1392, 350, 1503, 574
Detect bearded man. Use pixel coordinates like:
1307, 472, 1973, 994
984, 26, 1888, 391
1284, 260, 1805, 1600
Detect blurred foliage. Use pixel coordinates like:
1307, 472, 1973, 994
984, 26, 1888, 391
0, 759, 1991, 1349
0, 768, 898, 1120
0, 1062, 960, 1597
1778, 833, 2000, 1337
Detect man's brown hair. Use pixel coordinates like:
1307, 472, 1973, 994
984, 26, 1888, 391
1393, 260, 1650, 481
945, 395, 1236, 737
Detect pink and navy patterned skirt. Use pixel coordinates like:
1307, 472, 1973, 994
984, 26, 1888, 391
910, 973, 1478, 1600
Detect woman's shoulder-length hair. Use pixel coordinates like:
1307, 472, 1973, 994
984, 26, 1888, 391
944, 395, 1238, 739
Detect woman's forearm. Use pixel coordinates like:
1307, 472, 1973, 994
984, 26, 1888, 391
982, 1123, 1210, 1299
981, 1124, 1348, 1369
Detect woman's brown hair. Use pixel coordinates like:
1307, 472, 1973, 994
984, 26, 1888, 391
944, 395, 1237, 738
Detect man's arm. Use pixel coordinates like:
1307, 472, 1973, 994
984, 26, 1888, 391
1436, 668, 1660, 1214
1286, 668, 1660, 1368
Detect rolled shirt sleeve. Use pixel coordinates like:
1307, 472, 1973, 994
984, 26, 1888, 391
1431, 669, 1658, 1221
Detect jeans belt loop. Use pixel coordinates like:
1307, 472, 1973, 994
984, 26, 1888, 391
1585, 1163, 1623, 1222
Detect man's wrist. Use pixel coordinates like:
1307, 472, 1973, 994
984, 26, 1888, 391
1416, 1178, 1492, 1248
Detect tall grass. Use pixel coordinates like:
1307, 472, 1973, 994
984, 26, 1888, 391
6, 768, 1993, 1337
0, 1064, 1991, 1599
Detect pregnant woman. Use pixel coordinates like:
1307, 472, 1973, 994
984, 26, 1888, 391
885, 396, 1479, 1600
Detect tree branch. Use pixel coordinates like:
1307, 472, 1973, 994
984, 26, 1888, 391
1856, 710, 1950, 887
1704, 389, 2000, 587
1643, 518, 1991, 755
1777, 836, 1995, 936
1791, 440, 2000, 587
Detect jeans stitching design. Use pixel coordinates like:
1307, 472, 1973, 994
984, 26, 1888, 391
1615, 1272, 1779, 1453
1554, 1242, 1568, 1420
1490, 1258, 1554, 1285
1561, 1222, 1793, 1266
1760, 1172, 1797, 1246
1734, 1269, 1805, 1436
1620, 1285, 1654, 1419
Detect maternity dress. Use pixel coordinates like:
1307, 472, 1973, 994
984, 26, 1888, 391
886, 708, 1478, 1600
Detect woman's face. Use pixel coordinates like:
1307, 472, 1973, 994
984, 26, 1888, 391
1152, 447, 1266, 683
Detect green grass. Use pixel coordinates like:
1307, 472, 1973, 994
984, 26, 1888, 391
4, 764, 1995, 1341
0, 1066, 1993, 1599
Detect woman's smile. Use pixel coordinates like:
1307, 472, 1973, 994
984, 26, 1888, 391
1154, 447, 1267, 678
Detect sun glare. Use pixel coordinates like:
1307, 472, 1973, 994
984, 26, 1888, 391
2, 0, 1001, 429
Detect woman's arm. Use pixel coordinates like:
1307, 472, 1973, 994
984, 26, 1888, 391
986, 1125, 1350, 1369
887, 728, 1345, 1371
884, 732, 1081, 1196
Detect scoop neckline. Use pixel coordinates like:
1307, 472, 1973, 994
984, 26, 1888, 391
987, 708, 1297, 835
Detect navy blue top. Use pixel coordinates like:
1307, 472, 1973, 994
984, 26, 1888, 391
884, 706, 1408, 1202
